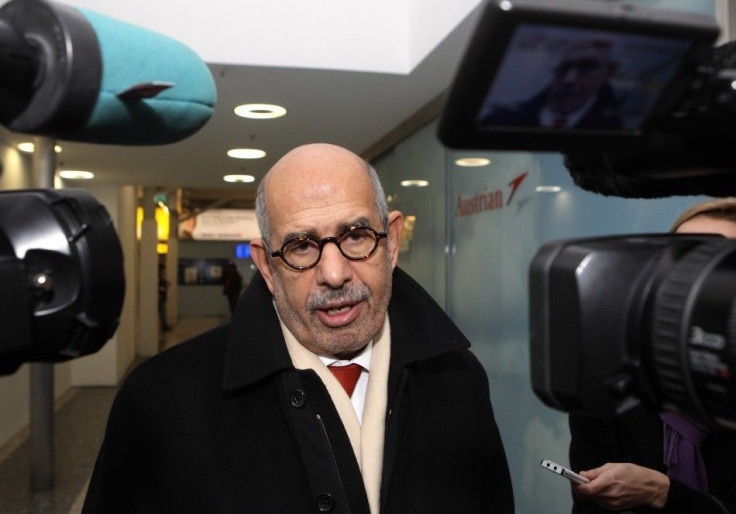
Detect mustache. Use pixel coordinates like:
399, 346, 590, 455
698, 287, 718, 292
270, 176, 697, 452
306, 285, 370, 311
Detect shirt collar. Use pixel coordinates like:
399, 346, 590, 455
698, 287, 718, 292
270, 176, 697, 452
319, 341, 373, 371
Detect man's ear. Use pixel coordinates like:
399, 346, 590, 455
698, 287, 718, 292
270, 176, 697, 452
250, 238, 275, 294
387, 210, 403, 270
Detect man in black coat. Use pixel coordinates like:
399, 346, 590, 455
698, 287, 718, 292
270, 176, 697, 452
82, 143, 514, 513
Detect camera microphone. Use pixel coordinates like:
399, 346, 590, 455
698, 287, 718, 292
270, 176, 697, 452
0, 0, 216, 145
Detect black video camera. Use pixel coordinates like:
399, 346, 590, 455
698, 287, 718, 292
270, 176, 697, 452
0, 189, 125, 376
530, 234, 736, 430
438, 0, 736, 198
438, 0, 736, 428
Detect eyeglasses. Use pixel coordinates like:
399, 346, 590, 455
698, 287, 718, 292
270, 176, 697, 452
264, 226, 388, 270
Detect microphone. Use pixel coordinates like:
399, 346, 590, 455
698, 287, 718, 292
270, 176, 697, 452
563, 135, 736, 199
0, 0, 216, 145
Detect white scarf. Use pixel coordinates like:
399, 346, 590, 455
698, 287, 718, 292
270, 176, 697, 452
280, 314, 390, 514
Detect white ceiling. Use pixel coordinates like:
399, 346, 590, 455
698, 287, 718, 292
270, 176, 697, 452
0, 0, 484, 198
65, 0, 480, 73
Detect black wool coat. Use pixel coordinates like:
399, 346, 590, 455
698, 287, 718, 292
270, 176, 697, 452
82, 268, 514, 513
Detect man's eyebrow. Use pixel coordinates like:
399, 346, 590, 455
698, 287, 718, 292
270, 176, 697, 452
337, 217, 373, 233
280, 217, 375, 243
280, 229, 319, 245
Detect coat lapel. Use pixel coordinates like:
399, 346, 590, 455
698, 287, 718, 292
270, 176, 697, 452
222, 274, 292, 393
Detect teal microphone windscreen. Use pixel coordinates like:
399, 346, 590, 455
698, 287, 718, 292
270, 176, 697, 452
73, 7, 217, 145
0, 0, 217, 145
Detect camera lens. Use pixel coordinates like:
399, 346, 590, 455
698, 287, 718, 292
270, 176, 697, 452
651, 238, 736, 429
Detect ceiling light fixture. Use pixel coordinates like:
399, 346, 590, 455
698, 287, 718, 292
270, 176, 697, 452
455, 157, 491, 167
233, 103, 287, 119
536, 185, 562, 193
223, 174, 255, 183
18, 142, 62, 153
227, 148, 266, 159
59, 170, 94, 180
401, 180, 429, 187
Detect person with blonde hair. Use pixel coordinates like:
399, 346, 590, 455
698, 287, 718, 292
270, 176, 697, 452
670, 197, 736, 237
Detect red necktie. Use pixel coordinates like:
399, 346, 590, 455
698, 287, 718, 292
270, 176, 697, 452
328, 363, 362, 397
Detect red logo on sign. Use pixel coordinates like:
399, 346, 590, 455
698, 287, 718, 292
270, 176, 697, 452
455, 171, 528, 218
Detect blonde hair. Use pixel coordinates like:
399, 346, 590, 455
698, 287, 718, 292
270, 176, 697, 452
669, 197, 736, 233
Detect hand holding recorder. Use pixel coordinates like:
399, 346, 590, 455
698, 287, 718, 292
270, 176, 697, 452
572, 462, 670, 511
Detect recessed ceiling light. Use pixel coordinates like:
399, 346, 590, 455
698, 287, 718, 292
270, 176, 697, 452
223, 174, 255, 183
18, 142, 62, 153
59, 170, 94, 180
536, 185, 562, 193
233, 103, 287, 119
227, 148, 266, 159
401, 180, 429, 187
455, 157, 491, 167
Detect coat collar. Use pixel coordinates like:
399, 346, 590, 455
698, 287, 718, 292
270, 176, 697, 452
222, 267, 470, 393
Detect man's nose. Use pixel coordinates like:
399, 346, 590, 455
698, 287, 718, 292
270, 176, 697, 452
314, 241, 353, 288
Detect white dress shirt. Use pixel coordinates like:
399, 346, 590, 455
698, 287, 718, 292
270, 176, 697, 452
319, 341, 372, 424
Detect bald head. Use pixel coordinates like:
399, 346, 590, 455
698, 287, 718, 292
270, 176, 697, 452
256, 143, 388, 243
271, 143, 363, 175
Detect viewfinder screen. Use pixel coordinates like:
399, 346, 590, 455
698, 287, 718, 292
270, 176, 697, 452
475, 24, 692, 134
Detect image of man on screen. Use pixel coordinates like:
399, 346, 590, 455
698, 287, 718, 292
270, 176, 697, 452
479, 39, 622, 130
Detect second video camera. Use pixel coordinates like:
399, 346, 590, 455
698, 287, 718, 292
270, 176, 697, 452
530, 234, 736, 430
